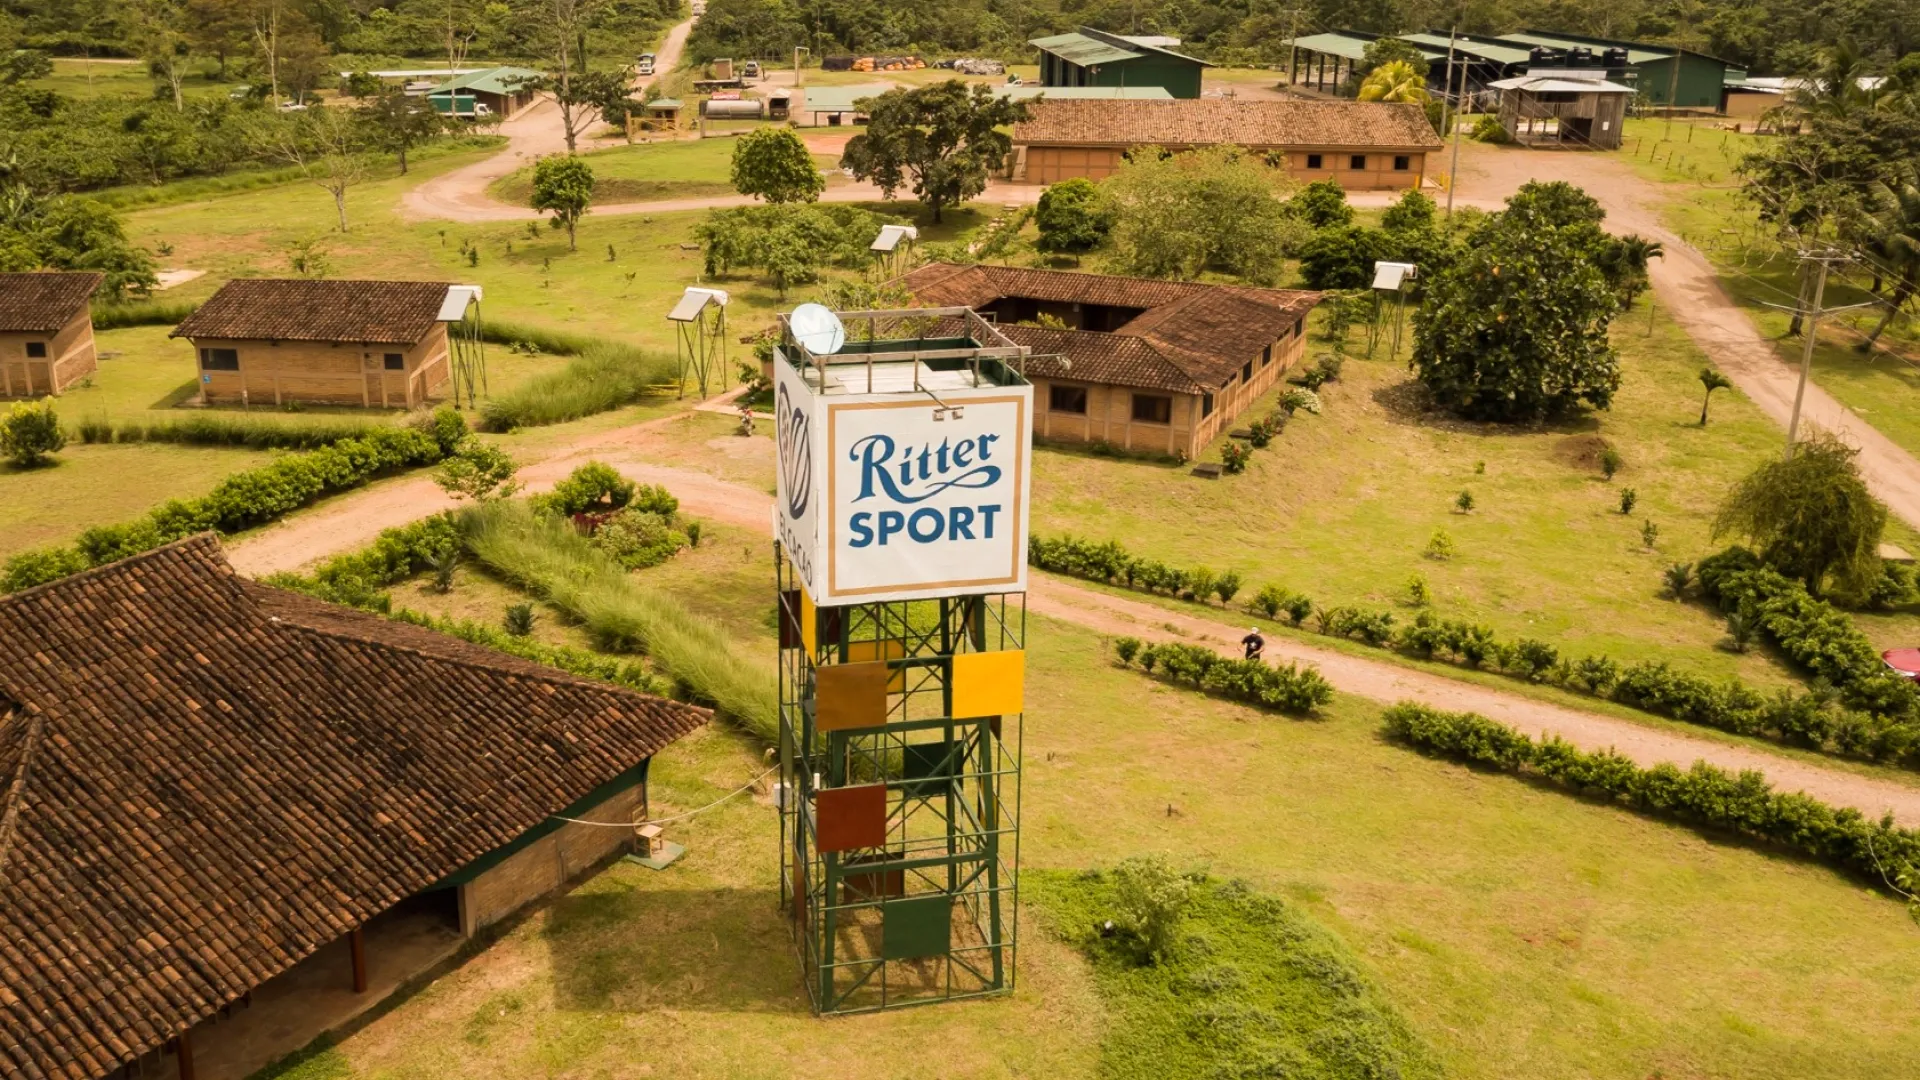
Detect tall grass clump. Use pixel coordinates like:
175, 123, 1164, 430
478, 340, 679, 432
457, 499, 778, 740
75, 413, 389, 449
90, 299, 200, 330
470, 316, 601, 357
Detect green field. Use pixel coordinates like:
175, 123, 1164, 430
486, 137, 846, 205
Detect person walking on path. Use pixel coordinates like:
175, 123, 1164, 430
1242, 627, 1265, 661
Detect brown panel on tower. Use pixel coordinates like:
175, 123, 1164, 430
815, 783, 888, 852
814, 660, 890, 731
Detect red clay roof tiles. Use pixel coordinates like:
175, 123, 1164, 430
0, 537, 707, 1080
170, 279, 454, 345
0, 273, 102, 334
900, 263, 1320, 394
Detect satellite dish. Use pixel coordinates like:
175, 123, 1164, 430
789, 303, 846, 355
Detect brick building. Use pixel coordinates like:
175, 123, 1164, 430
0, 537, 707, 1080
170, 279, 472, 409
901, 263, 1320, 460
1010, 98, 1444, 189
0, 272, 102, 398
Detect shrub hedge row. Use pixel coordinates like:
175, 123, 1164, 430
261, 515, 462, 611
90, 299, 200, 331
1, 421, 462, 593
471, 316, 602, 358
74, 414, 389, 450
1112, 637, 1334, 714
1382, 701, 1920, 891
1699, 546, 1920, 719
1033, 533, 1920, 768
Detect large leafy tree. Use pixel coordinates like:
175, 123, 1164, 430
363, 87, 446, 174
730, 126, 824, 204
1714, 430, 1887, 595
531, 154, 594, 250
840, 80, 1027, 223
1102, 145, 1304, 285
1857, 168, 1920, 350
1410, 184, 1622, 422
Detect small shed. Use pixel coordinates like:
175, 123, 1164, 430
170, 279, 477, 409
0, 271, 102, 398
1031, 26, 1210, 99
628, 97, 684, 135
798, 83, 896, 125
1489, 69, 1633, 149
428, 65, 542, 119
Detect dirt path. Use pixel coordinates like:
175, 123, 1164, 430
1434, 145, 1920, 532
231, 429, 1920, 823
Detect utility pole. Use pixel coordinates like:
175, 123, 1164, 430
1446, 29, 1467, 216
1764, 250, 1873, 458
1280, 9, 1305, 87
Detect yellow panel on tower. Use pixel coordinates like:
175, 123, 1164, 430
950, 650, 1025, 718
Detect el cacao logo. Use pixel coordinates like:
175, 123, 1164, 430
778, 381, 812, 519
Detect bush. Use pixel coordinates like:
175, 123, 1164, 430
1282, 592, 1315, 626
504, 602, 537, 636
1213, 570, 1244, 605
479, 340, 678, 432
1110, 855, 1192, 964
1114, 636, 1143, 665
1600, 447, 1623, 479
1382, 701, 1920, 891
592, 508, 690, 569
1663, 561, 1694, 599
1620, 487, 1638, 515
1251, 583, 1288, 620
2, 427, 449, 592
0, 399, 66, 466
1220, 441, 1251, 474
1117, 641, 1334, 714
261, 515, 460, 611
1455, 489, 1475, 513
1424, 529, 1456, 560
537, 461, 635, 516
1280, 389, 1321, 415
1469, 114, 1512, 144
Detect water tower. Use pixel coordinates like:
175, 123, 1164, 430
773, 300, 1033, 1014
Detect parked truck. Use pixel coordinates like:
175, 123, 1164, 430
636, 53, 656, 76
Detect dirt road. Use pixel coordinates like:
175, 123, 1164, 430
1434, 146, 1920, 532
401, 14, 699, 222
230, 434, 1920, 824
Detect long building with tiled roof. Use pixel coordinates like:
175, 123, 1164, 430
1012, 98, 1442, 190
0, 536, 707, 1080
899, 263, 1320, 460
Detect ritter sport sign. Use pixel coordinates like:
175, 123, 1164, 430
775, 358, 1033, 605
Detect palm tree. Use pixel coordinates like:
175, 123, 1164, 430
1857, 170, 1920, 351
1790, 39, 1872, 119
1359, 61, 1430, 105
1602, 234, 1664, 309
1699, 367, 1733, 425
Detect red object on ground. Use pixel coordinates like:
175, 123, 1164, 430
1882, 649, 1920, 679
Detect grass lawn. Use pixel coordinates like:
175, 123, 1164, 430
0, 442, 268, 553
485, 137, 846, 205
1030, 298, 1825, 686
26, 58, 238, 101
261, 578, 1920, 1080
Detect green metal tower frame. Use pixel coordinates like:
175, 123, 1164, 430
776, 546, 1025, 1014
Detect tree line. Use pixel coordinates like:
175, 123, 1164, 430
683, 0, 1917, 73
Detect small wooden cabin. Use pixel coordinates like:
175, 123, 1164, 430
0, 271, 102, 398
171, 279, 471, 409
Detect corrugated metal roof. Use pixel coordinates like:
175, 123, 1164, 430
1489, 74, 1635, 93
1498, 31, 1669, 64
1030, 31, 1144, 66
1284, 32, 1446, 62
1401, 33, 1534, 65
1000, 85, 1173, 100
798, 84, 897, 114
430, 65, 544, 96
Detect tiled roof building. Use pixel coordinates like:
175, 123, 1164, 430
1012, 99, 1441, 190
900, 263, 1320, 459
0, 537, 706, 1080
0, 272, 102, 399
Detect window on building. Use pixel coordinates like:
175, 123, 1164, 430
199, 347, 239, 371
1349, 154, 1367, 170
1048, 383, 1088, 414
1292, 319, 1304, 338
24, 342, 46, 359
1306, 153, 1323, 169
1393, 155, 1411, 171
1262, 344, 1272, 367
1201, 393, 1214, 418
1132, 394, 1172, 424
1242, 360, 1253, 382
383, 352, 405, 371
